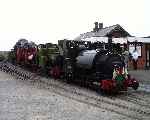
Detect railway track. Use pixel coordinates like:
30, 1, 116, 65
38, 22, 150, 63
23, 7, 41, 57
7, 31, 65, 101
117, 92, 150, 107
0, 61, 150, 120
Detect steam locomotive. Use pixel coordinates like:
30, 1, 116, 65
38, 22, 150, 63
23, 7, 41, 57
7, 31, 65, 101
8, 39, 139, 93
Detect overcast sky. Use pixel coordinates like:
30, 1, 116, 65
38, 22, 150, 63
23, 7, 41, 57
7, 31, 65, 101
0, 0, 149, 51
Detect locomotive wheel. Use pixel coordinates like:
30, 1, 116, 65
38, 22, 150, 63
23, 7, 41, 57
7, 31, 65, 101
66, 73, 73, 83
97, 82, 108, 95
132, 81, 139, 90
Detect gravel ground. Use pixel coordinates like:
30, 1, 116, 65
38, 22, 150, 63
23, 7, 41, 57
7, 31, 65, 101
0, 71, 133, 120
0, 66, 150, 120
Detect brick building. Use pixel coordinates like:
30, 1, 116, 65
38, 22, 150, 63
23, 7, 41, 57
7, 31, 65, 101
75, 22, 150, 70
128, 37, 150, 69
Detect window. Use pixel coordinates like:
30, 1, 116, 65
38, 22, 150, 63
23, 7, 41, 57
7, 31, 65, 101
129, 45, 142, 57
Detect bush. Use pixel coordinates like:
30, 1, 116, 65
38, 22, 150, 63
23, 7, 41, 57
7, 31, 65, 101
0, 55, 5, 61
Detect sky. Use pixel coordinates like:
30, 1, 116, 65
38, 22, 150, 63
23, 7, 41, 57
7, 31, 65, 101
0, 0, 149, 51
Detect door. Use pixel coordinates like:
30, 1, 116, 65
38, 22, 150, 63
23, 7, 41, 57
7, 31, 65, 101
146, 44, 150, 67
146, 49, 150, 67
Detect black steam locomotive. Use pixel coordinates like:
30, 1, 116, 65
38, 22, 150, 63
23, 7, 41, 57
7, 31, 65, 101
56, 40, 139, 92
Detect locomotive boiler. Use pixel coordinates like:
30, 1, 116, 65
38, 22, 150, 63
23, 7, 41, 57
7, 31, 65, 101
76, 49, 124, 80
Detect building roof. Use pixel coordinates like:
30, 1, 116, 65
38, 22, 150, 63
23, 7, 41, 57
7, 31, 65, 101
143, 36, 150, 38
127, 37, 150, 43
74, 36, 150, 44
75, 24, 131, 40
81, 37, 128, 44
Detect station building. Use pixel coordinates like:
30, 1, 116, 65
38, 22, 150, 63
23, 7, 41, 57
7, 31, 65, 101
75, 22, 150, 70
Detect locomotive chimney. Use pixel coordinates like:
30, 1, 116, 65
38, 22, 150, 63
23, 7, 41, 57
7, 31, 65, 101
93, 22, 99, 32
99, 23, 103, 30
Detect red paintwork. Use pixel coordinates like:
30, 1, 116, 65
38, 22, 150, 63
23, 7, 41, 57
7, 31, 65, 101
50, 66, 61, 79
16, 48, 37, 64
100, 76, 139, 92
101, 79, 116, 91
126, 77, 139, 88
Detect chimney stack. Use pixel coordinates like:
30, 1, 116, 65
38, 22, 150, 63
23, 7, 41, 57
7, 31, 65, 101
93, 22, 99, 32
99, 23, 103, 29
